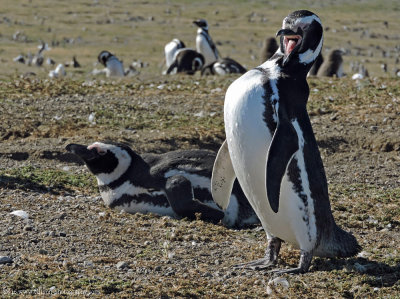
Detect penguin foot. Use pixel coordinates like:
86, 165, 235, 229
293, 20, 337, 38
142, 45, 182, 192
234, 257, 276, 270
268, 267, 305, 275
234, 237, 282, 270
269, 249, 313, 274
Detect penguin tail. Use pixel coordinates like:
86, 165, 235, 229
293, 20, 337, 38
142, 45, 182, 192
315, 224, 361, 258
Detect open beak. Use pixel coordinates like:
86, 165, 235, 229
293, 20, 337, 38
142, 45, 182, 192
276, 29, 303, 56
66, 144, 99, 162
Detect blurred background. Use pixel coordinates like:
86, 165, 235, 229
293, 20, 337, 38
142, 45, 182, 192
0, 0, 399, 80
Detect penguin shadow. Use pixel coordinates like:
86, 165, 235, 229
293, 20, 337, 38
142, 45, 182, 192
312, 257, 400, 287
0, 174, 76, 195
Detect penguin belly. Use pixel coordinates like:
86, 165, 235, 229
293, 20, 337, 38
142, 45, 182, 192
196, 35, 217, 65
224, 71, 317, 251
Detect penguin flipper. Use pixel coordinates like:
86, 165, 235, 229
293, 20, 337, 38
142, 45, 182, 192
211, 140, 236, 210
266, 121, 299, 213
165, 175, 224, 223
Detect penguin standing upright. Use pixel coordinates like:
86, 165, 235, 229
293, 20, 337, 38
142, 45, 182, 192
193, 19, 220, 66
211, 10, 360, 274
316, 49, 343, 77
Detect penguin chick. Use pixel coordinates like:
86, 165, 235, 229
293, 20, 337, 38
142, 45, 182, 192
212, 10, 361, 274
317, 49, 344, 77
260, 37, 279, 63
201, 57, 247, 76
307, 53, 324, 76
66, 142, 259, 228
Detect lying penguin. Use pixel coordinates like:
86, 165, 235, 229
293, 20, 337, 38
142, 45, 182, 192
166, 49, 205, 75
201, 58, 247, 76
66, 142, 258, 228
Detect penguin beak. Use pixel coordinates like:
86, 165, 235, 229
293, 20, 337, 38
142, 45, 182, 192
276, 28, 303, 57
66, 144, 99, 162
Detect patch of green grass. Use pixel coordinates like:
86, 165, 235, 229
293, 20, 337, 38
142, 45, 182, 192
0, 166, 96, 194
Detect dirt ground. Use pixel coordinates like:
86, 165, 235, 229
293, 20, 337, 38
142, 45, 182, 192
0, 75, 399, 298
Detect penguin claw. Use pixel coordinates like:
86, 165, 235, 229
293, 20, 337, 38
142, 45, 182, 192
268, 267, 305, 275
234, 258, 276, 270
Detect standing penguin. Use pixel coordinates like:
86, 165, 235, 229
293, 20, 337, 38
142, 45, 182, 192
211, 10, 360, 274
316, 49, 343, 77
193, 19, 221, 66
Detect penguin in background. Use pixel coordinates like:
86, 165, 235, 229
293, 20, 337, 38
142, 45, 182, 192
97, 50, 125, 77
193, 19, 221, 66
201, 57, 246, 76
260, 37, 279, 63
166, 49, 205, 75
308, 53, 324, 76
316, 49, 344, 77
211, 10, 360, 274
164, 38, 186, 69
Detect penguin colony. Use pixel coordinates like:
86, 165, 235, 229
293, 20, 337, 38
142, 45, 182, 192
66, 142, 259, 228
211, 10, 361, 274
10, 8, 365, 275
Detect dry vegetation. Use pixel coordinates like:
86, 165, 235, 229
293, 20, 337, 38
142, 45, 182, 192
0, 0, 399, 298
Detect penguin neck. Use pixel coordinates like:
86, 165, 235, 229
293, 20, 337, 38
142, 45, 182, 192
97, 152, 151, 191
198, 27, 209, 35
277, 53, 316, 78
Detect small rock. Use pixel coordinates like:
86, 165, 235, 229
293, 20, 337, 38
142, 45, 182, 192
84, 260, 94, 267
23, 225, 33, 231
116, 261, 129, 270
39, 249, 48, 255
267, 276, 289, 295
0, 256, 13, 264
10, 210, 29, 219
59, 232, 67, 237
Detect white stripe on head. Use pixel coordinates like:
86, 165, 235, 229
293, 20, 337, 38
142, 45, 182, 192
88, 142, 132, 185
299, 36, 323, 64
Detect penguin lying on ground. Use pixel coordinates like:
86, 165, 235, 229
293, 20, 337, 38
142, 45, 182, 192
211, 10, 360, 274
97, 50, 125, 77
201, 58, 247, 76
66, 142, 259, 228
166, 49, 205, 75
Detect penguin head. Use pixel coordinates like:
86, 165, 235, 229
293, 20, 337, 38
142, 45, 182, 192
66, 142, 133, 183
192, 55, 205, 73
276, 10, 323, 68
193, 19, 209, 31
172, 38, 186, 49
98, 50, 114, 66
